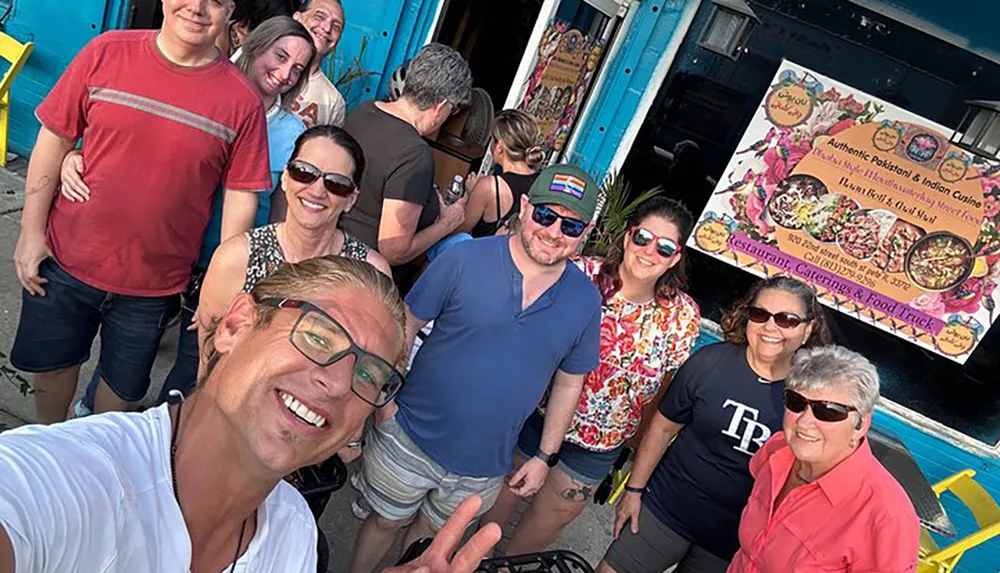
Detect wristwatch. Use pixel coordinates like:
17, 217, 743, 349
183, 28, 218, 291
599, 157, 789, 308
535, 449, 560, 468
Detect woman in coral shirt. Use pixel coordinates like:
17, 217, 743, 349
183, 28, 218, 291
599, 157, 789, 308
728, 345, 920, 572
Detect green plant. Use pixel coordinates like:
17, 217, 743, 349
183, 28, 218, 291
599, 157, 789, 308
329, 36, 379, 108
585, 171, 664, 257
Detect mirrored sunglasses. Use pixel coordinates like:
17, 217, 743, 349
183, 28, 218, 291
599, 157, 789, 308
286, 160, 356, 197
257, 298, 404, 408
531, 204, 587, 238
630, 227, 681, 258
783, 389, 857, 423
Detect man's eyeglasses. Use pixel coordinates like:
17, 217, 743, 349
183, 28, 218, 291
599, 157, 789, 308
286, 160, 356, 197
783, 389, 857, 423
257, 298, 404, 408
630, 227, 681, 258
531, 204, 587, 238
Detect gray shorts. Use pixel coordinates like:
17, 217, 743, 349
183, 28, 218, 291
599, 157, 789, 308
357, 416, 503, 529
603, 504, 729, 573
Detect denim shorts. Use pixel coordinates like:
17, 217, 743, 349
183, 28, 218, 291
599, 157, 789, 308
11, 258, 180, 402
515, 410, 623, 485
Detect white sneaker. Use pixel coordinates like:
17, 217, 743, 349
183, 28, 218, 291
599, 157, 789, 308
351, 496, 372, 520
72, 400, 92, 419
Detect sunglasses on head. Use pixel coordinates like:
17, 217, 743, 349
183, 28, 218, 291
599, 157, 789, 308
783, 389, 857, 423
531, 204, 587, 238
257, 297, 404, 408
286, 160, 356, 197
630, 227, 681, 258
748, 306, 810, 329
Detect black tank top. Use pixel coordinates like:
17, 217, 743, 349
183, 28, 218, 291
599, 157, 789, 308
470, 171, 538, 238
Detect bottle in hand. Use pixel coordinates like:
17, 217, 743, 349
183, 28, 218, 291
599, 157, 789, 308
442, 174, 465, 205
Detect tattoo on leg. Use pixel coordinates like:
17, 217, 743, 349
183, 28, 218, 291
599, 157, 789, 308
560, 480, 593, 502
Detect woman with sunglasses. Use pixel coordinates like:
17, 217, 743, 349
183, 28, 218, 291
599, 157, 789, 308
597, 276, 831, 573
196, 125, 388, 462
199, 124, 390, 339
482, 197, 701, 554
729, 345, 919, 572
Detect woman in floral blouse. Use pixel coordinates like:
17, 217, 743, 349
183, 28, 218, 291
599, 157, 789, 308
481, 197, 702, 554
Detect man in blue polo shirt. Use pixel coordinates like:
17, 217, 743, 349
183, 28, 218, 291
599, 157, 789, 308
350, 164, 603, 573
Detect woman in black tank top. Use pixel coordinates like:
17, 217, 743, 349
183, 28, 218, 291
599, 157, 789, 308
460, 109, 545, 238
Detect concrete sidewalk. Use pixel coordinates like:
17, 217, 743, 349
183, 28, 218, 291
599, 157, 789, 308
0, 166, 615, 571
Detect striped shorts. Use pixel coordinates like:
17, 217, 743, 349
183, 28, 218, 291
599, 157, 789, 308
357, 416, 503, 528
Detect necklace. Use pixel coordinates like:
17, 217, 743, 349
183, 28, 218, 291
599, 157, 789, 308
171, 399, 247, 573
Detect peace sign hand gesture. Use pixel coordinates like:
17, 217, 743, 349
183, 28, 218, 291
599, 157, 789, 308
382, 495, 502, 573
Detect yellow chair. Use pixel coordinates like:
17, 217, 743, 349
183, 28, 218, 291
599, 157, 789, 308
0, 32, 33, 167
918, 469, 1000, 573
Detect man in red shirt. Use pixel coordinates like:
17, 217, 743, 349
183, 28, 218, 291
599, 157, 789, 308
10, 0, 272, 424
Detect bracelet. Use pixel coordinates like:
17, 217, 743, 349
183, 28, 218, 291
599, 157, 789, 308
624, 484, 645, 493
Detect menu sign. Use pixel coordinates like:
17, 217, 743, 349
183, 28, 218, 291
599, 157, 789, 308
690, 61, 1000, 363
520, 20, 604, 156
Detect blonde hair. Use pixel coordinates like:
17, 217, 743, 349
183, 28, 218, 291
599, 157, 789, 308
493, 109, 545, 168
202, 256, 406, 377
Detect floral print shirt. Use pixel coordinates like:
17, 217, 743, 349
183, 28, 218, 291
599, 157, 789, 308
561, 256, 701, 451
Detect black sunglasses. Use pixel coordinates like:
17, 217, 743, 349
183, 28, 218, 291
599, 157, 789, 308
748, 306, 810, 329
531, 204, 587, 238
630, 227, 681, 258
286, 160, 356, 197
257, 297, 404, 408
783, 389, 857, 423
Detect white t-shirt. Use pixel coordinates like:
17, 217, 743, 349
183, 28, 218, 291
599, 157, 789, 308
0, 405, 318, 573
291, 68, 347, 128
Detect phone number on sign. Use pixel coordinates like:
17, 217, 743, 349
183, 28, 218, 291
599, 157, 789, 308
784, 234, 902, 290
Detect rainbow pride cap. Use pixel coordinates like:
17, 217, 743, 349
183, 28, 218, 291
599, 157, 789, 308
528, 164, 599, 221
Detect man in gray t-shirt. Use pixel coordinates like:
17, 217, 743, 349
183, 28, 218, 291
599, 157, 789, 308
341, 43, 472, 292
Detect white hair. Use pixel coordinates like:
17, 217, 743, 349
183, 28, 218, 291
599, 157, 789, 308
787, 345, 880, 415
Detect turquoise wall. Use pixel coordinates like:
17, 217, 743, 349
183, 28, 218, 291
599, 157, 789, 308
567, 0, 693, 179
331, 0, 440, 108
875, 410, 1000, 572
2, 0, 129, 158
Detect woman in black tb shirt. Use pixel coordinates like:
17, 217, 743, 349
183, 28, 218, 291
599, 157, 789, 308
597, 277, 831, 573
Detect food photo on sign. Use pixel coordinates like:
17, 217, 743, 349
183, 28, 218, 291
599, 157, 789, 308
689, 60, 1000, 364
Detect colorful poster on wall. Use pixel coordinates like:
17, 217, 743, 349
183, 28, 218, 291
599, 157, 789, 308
519, 20, 603, 156
689, 60, 1000, 364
